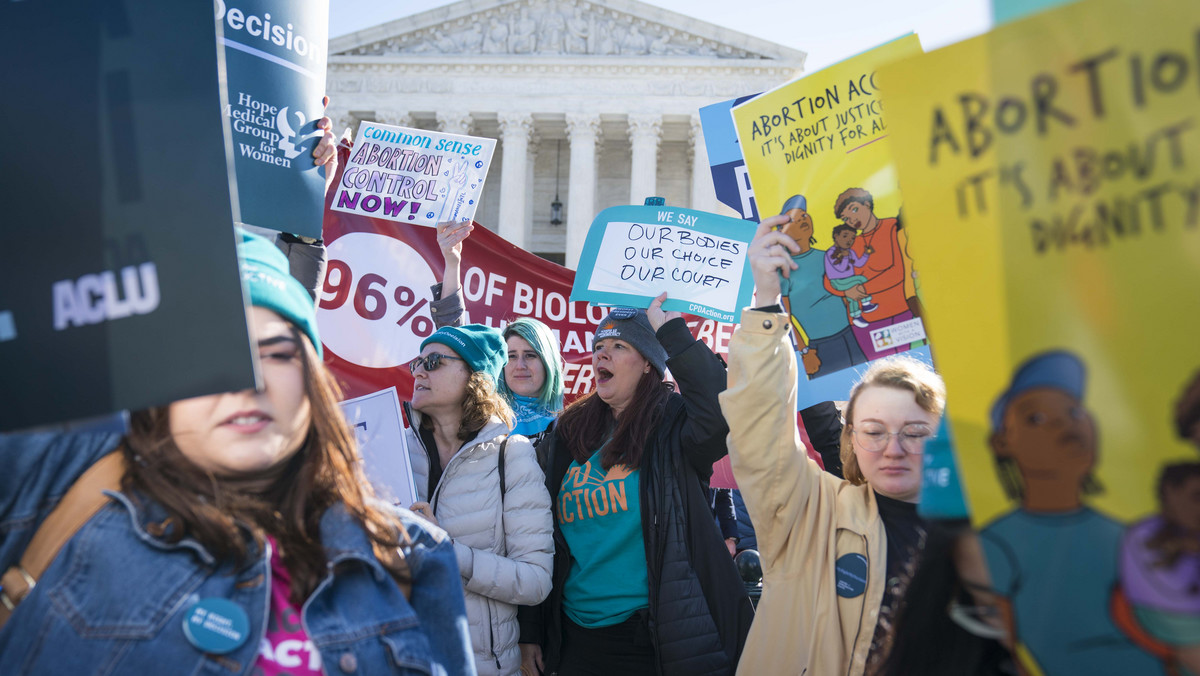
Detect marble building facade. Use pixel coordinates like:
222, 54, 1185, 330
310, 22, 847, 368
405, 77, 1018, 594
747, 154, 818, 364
326, 0, 805, 267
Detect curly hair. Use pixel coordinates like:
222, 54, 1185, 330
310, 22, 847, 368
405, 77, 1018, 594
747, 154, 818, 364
123, 325, 411, 604
454, 369, 515, 441
840, 355, 946, 486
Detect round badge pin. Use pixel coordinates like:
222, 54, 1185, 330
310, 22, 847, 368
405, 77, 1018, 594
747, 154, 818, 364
182, 598, 250, 654
834, 553, 869, 598
609, 307, 638, 320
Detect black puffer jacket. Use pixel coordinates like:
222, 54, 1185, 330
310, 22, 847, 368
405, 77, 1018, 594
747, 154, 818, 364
520, 318, 754, 675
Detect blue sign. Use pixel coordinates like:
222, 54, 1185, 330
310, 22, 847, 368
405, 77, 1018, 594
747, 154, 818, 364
919, 415, 971, 520
218, 0, 329, 239
698, 94, 761, 222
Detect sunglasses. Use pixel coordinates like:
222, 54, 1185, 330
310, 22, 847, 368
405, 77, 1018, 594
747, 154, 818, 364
408, 353, 464, 374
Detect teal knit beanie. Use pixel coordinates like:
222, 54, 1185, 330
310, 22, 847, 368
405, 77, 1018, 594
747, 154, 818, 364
238, 229, 322, 356
421, 324, 507, 383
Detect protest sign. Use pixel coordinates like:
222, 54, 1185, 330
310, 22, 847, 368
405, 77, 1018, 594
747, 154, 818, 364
569, 206, 755, 323
730, 35, 933, 409
0, 0, 254, 432
340, 387, 417, 507
218, 0, 329, 239
882, 0, 1200, 672
330, 123, 496, 227
698, 94, 762, 221
320, 142, 748, 483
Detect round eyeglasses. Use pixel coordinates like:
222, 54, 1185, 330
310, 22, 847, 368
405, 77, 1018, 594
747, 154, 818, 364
851, 423, 936, 454
408, 353, 464, 374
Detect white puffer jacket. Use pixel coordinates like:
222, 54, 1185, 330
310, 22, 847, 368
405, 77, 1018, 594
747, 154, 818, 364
406, 414, 553, 676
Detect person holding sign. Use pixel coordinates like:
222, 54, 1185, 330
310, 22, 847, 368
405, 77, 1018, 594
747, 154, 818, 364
0, 231, 474, 674
520, 298, 753, 676
430, 220, 566, 448
402, 323, 554, 676
721, 215, 946, 676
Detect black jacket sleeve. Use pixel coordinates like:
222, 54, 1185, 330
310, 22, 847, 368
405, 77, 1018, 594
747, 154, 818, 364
656, 317, 729, 478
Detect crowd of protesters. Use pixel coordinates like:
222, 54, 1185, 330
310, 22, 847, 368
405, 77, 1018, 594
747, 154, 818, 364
6, 112, 1193, 676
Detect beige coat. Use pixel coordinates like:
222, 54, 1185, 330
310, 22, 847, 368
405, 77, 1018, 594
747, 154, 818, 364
720, 309, 887, 676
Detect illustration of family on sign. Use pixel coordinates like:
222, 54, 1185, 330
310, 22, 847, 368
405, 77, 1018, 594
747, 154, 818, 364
776, 187, 925, 379
980, 353, 1200, 676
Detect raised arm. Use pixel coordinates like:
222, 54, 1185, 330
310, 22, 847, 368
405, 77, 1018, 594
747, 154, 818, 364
428, 221, 474, 328
646, 293, 729, 477
720, 217, 837, 571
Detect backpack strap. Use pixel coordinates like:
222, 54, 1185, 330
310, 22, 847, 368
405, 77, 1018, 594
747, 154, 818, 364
0, 450, 124, 628
497, 436, 510, 501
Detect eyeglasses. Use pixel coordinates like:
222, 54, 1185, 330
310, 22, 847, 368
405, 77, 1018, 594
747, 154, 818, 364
408, 353, 463, 374
851, 423, 936, 454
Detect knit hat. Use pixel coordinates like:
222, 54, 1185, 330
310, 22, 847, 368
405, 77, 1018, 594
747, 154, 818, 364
593, 307, 667, 378
421, 324, 507, 383
238, 229, 321, 356
990, 350, 1085, 431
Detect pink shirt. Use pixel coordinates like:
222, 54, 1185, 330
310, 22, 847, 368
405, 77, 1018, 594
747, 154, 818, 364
255, 538, 323, 676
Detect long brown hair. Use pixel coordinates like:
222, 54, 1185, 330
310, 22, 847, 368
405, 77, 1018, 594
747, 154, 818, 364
558, 371, 672, 470
122, 327, 410, 603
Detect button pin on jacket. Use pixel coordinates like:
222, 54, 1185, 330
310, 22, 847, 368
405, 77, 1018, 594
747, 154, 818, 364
339, 652, 358, 672
181, 598, 250, 654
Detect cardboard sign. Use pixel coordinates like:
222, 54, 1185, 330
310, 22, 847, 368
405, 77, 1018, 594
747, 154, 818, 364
330, 122, 496, 227
340, 387, 418, 507
0, 0, 254, 432
218, 0, 329, 239
698, 94, 762, 221
882, 0, 1200, 673
570, 206, 755, 323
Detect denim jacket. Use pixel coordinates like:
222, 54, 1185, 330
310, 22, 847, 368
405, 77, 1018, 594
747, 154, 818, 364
0, 432, 475, 675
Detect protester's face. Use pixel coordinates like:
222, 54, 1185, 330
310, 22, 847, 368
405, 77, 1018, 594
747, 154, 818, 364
1162, 475, 1200, 533
505, 335, 545, 399
782, 208, 814, 245
993, 388, 1096, 487
169, 307, 312, 477
839, 201, 871, 230
834, 229, 856, 249
593, 338, 649, 417
851, 385, 935, 502
411, 344, 470, 415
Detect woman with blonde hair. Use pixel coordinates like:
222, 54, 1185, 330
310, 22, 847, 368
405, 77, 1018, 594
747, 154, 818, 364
721, 215, 946, 676
404, 323, 554, 676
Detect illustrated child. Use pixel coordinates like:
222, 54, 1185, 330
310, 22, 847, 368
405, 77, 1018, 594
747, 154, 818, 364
824, 224, 878, 328
980, 350, 1165, 676
1117, 372, 1200, 676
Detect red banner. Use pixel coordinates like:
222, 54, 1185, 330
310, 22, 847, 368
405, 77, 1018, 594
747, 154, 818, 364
318, 142, 817, 487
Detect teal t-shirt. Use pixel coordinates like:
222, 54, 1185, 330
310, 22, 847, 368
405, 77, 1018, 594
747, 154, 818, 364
559, 449, 648, 627
779, 247, 852, 341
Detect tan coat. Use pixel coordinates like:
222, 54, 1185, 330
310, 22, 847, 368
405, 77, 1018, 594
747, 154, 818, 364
720, 309, 887, 676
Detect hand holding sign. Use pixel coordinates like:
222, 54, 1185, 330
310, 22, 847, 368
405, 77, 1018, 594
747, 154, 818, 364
645, 292, 682, 331
746, 215, 799, 306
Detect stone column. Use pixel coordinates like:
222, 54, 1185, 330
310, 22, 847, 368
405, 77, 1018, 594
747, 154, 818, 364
436, 111, 473, 136
565, 113, 601, 269
689, 115, 717, 213
627, 113, 662, 204
497, 112, 533, 246
525, 134, 540, 241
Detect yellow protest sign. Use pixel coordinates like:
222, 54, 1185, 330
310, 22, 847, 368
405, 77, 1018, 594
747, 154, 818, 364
731, 36, 930, 409
882, 0, 1200, 673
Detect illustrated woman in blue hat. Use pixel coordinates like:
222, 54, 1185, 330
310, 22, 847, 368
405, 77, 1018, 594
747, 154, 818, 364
980, 350, 1163, 676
